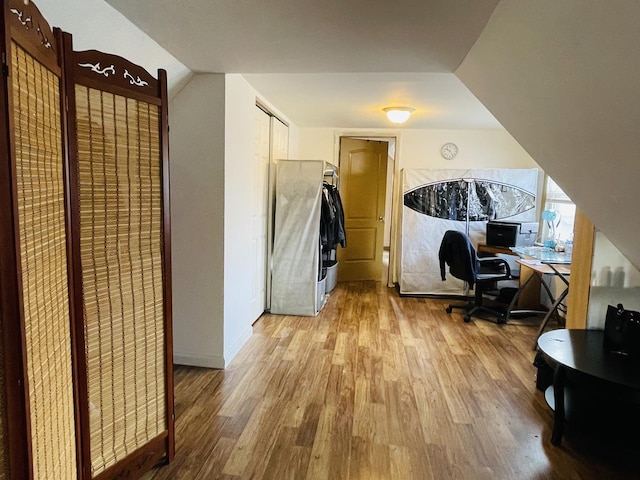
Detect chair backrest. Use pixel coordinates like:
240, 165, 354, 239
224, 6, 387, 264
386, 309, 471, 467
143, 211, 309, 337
438, 230, 478, 286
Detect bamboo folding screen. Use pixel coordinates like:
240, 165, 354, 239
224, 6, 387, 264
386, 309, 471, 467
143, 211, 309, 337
0, 2, 77, 479
62, 33, 174, 480
0, 1, 174, 479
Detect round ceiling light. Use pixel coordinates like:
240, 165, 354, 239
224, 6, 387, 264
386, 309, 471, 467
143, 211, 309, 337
383, 106, 415, 124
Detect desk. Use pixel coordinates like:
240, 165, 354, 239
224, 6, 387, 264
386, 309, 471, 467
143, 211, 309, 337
537, 329, 640, 445
477, 243, 541, 309
512, 245, 572, 264
506, 247, 571, 348
476, 243, 513, 256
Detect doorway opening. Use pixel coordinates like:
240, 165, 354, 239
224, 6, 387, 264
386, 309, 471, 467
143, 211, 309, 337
337, 135, 397, 287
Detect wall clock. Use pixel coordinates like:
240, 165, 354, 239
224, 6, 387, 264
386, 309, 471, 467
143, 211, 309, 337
441, 142, 458, 159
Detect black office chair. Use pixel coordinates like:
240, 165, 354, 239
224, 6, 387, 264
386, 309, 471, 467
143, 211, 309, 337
439, 230, 512, 323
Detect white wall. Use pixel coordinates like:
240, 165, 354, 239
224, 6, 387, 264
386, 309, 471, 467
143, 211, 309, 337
223, 75, 258, 363
169, 74, 226, 368
591, 232, 640, 290
298, 128, 537, 170
169, 73, 299, 368
223, 75, 298, 365
398, 129, 537, 170
587, 231, 640, 330
169, 70, 302, 368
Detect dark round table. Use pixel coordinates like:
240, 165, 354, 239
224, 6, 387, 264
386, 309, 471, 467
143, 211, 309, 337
537, 329, 640, 445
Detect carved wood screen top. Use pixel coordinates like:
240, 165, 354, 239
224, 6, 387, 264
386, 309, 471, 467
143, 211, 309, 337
68, 47, 161, 105
5, 0, 59, 74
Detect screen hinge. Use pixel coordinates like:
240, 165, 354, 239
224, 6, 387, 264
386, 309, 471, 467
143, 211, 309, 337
1, 52, 7, 77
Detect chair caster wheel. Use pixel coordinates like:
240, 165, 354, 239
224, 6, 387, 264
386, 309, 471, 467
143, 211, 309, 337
463, 315, 471, 323
446, 306, 453, 313
497, 315, 506, 325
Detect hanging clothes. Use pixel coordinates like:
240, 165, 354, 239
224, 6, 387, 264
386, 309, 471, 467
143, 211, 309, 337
320, 183, 336, 250
320, 182, 346, 251
328, 184, 346, 248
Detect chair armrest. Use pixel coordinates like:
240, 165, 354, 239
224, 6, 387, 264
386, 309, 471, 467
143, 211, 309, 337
478, 256, 512, 277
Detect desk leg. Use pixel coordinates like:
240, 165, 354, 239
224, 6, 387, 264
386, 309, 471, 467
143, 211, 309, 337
533, 287, 570, 350
504, 273, 536, 323
551, 365, 565, 446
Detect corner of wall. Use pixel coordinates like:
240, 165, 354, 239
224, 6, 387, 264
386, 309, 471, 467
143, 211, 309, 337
167, 68, 195, 102
223, 325, 254, 367
173, 353, 225, 370
170, 72, 226, 368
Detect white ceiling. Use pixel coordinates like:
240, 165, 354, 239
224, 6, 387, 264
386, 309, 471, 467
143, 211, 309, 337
37, 0, 640, 269
105, 0, 502, 129
242, 73, 501, 129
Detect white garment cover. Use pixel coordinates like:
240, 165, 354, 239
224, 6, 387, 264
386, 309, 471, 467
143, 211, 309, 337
271, 160, 324, 315
399, 168, 538, 295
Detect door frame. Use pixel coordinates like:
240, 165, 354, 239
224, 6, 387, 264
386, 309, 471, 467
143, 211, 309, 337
333, 131, 400, 287
256, 101, 289, 313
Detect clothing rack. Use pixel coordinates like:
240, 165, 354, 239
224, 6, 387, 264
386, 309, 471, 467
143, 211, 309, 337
322, 164, 341, 263
323, 164, 339, 188
320, 166, 345, 280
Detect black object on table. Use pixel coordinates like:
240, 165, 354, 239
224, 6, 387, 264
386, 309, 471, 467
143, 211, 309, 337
537, 329, 640, 446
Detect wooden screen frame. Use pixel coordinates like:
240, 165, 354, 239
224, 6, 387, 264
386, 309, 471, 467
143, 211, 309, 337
0, 1, 77, 478
60, 30, 174, 480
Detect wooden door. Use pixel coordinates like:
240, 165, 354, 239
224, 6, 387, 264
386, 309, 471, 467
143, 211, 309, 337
338, 138, 388, 281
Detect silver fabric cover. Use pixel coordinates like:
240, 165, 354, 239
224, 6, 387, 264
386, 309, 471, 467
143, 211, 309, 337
271, 160, 324, 315
399, 168, 538, 295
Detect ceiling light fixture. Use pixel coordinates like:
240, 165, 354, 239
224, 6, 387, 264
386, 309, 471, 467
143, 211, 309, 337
383, 106, 415, 124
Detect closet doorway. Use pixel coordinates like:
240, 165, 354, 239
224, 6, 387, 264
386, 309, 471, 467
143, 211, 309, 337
337, 137, 393, 282
253, 104, 288, 319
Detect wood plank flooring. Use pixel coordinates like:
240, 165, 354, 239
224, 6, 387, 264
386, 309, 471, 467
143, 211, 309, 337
151, 281, 639, 479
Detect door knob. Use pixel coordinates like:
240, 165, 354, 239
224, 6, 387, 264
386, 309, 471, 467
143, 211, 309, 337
378, 216, 384, 222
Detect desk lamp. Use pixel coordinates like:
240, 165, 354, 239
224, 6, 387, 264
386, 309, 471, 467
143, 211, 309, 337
541, 209, 560, 248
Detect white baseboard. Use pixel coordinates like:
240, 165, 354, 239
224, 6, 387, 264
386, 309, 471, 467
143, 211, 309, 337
173, 352, 225, 369
224, 326, 253, 367
173, 325, 253, 369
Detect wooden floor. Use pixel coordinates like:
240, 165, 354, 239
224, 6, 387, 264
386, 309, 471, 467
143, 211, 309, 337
151, 282, 638, 479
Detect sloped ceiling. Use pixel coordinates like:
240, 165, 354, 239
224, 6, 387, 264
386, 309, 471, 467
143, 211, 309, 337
105, 0, 499, 74
458, 0, 640, 269
105, 0, 502, 130
241, 73, 501, 129
104, 0, 638, 268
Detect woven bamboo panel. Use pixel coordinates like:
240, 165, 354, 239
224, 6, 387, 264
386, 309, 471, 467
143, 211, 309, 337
11, 42, 77, 479
74, 85, 166, 476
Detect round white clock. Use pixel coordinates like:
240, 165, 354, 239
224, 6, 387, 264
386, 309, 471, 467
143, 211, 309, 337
441, 142, 458, 159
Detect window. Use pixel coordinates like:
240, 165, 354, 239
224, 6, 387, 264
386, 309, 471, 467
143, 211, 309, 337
542, 176, 576, 243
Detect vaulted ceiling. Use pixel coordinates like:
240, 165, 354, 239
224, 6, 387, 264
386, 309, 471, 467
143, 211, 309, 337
40, 0, 640, 269
104, 0, 502, 130
106, 0, 499, 74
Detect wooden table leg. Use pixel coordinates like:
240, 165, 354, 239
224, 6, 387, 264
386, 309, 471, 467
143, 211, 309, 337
551, 365, 565, 446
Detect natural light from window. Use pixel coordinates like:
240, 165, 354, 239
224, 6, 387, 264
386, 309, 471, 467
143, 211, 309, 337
543, 176, 576, 244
